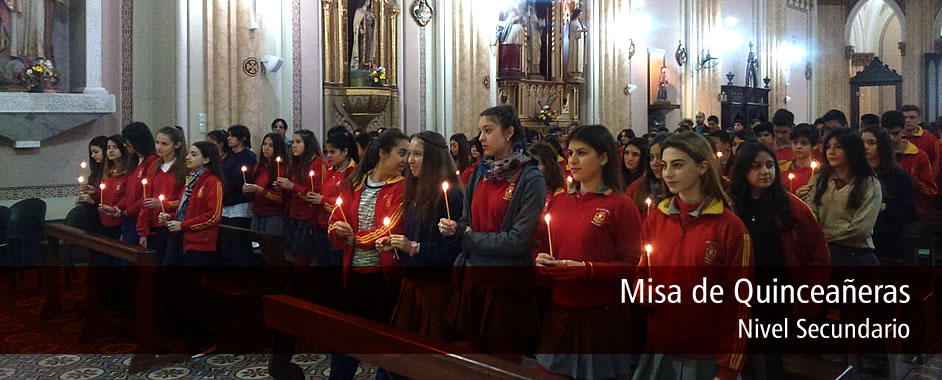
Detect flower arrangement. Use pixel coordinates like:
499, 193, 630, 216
536, 104, 557, 126
370, 66, 387, 86
18, 60, 57, 92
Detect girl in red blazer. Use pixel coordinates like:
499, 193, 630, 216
74, 136, 107, 233
159, 141, 223, 356
98, 135, 137, 240
634, 132, 754, 380
102, 122, 158, 246
532, 125, 644, 379
529, 142, 566, 211
626, 133, 670, 219
274, 130, 327, 267
243, 133, 289, 235
321, 130, 359, 267
728, 142, 831, 379
326, 130, 409, 380
137, 126, 187, 264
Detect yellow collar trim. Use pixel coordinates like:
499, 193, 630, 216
913, 127, 924, 137
903, 141, 919, 155
658, 196, 724, 216
354, 171, 403, 190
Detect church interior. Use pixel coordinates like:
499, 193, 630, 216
0, 0, 941, 379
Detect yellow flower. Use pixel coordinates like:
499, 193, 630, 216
380, 74, 386, 80
34, 66, 44, 73
373, 78, 379, 82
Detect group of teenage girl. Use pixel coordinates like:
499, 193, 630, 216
74, 103, 910, 379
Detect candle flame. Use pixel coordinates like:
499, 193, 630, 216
276, 156, 282, 162
99, 183, 106, 190
788, 173, 795, 180
810, 160, 818, 169
645, 197, 652, 206
309, 170, 315, 177
544, 214, 551, 224
442, 181, 449, 191
645, 244, 653, 254
80, 161, 87, 169
567, 176, 573, 183
383, 217, 391, 226
141, 178, 148, 185
336, 197, 343, 206
716, 152, 723, 158
241, 166, 248, 172
456, 170, 460, 176
77, 176, 84, 183
158, 194, 165, 201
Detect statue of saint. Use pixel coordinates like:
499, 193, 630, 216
526, 6, 544, 76
566, 8, 586, 78
350, 0, 377, 71
0, 0, 63, 59
497, 1, 525, 74
656, 65, 669, 103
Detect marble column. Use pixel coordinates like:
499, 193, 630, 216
176, 0, 188, 130
71, 0, 107, 94
812, 4, 849, 117
598, 0, 631, 133
759, 0, 787, 111
901, 0, 938, 107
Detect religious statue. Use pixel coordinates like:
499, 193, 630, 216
656, 65, 668, 103
497, 0, 525, 75
350, 0, 377, 71
566, 7, 586, 79
0, 0, 64, 59
526, 6, 545, 76
745, 41, 759, 88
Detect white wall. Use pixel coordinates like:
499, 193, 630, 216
132, 0, 177, 130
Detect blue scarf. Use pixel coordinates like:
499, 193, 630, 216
482, 148, 532, 182
176, 167, 206, 222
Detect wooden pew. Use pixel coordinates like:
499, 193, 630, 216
263, 294, 561, 380
201, 224, 288, 297
40, 222, 164, 372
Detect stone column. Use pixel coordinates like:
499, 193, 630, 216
901, 0, 936, 107
176, 0, 188, 129
71, 0, 107, 94
812, 3, 849, 117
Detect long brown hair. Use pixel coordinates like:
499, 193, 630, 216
633, 134, 670, 209
567, 125, 626, 193
152, 126, 188, 186
289, 130, 321, 182
404, 132, 461, 227
528, 143, 565, 192
103, 135, 136, 179
661, 132, 732, 207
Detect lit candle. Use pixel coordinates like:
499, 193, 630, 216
335, 197, 349, 224
383, 216, 396, 259
309, 170, 315, 191
158, 194, 166, 213
810, 160, 818, 179
241, 165, 248, 183
645, 197, 652, 217
99, 183, 106, 205
787, 173, 796, 193
566, 176, 573, 190
644, 244, 654, 276
275, 156, 282, 176
441, 181, 452, 220
716, 151, 723, 159
141, 178, 148, 201
80, 161, 87, 180
456, 170, 460, 176
544, 214, 554, 258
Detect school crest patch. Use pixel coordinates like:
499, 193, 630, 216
502, 183, 516, 201
197, 186, 205, 198
591, 209, 610, 227
385, 195, 392, 208
115, 183, 122, 192
704, 240, 720, 264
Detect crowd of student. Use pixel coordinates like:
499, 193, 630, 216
69, 104, 937, 380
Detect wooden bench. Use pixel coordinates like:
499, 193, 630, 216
40, 222, 164, 372
263, 294, 561, 380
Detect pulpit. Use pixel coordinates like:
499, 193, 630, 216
496, 0, 582, 129
322, 0, 399, 132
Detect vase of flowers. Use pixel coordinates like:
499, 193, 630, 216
370, 66, 387, 87
18, 60, 57, 93
536, 104, 557, 126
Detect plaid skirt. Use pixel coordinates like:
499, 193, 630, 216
536, 303, 643, 379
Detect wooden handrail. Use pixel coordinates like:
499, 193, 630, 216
263, 294, 560, 380
44, 223, 156, 265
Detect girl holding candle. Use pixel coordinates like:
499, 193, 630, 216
74, 136, 108, 232
97, 135, 136, 240
386, 131, 463, 340
727, 142, 831, 379
243, 133, 289, 235
108, 122, 159, 246
531, 125, 643, 379
159, 141, 224, 356
626, 134, 669, 218
438, 105, 546, 362
862, 126, 917, 262
633, 132, 753, 380
779, 124, 818, 193
449, 133, 472, 178
326, 130, 408, 379
219, 125, 257, 266
275, 130, 326, 267
137, 126, 187, 264
528, 143, 566, 211
320, 130, 359, 266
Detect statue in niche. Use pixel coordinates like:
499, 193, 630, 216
0, 0, 65, 60
497, 0, 525, 75
745, 41, 759, 88
526, 5, 545, 76
566, 7, 586, 80
350, 0, 377, 72
656, 65, 669, 103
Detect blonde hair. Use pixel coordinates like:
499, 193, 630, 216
661, 132, 732, 207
